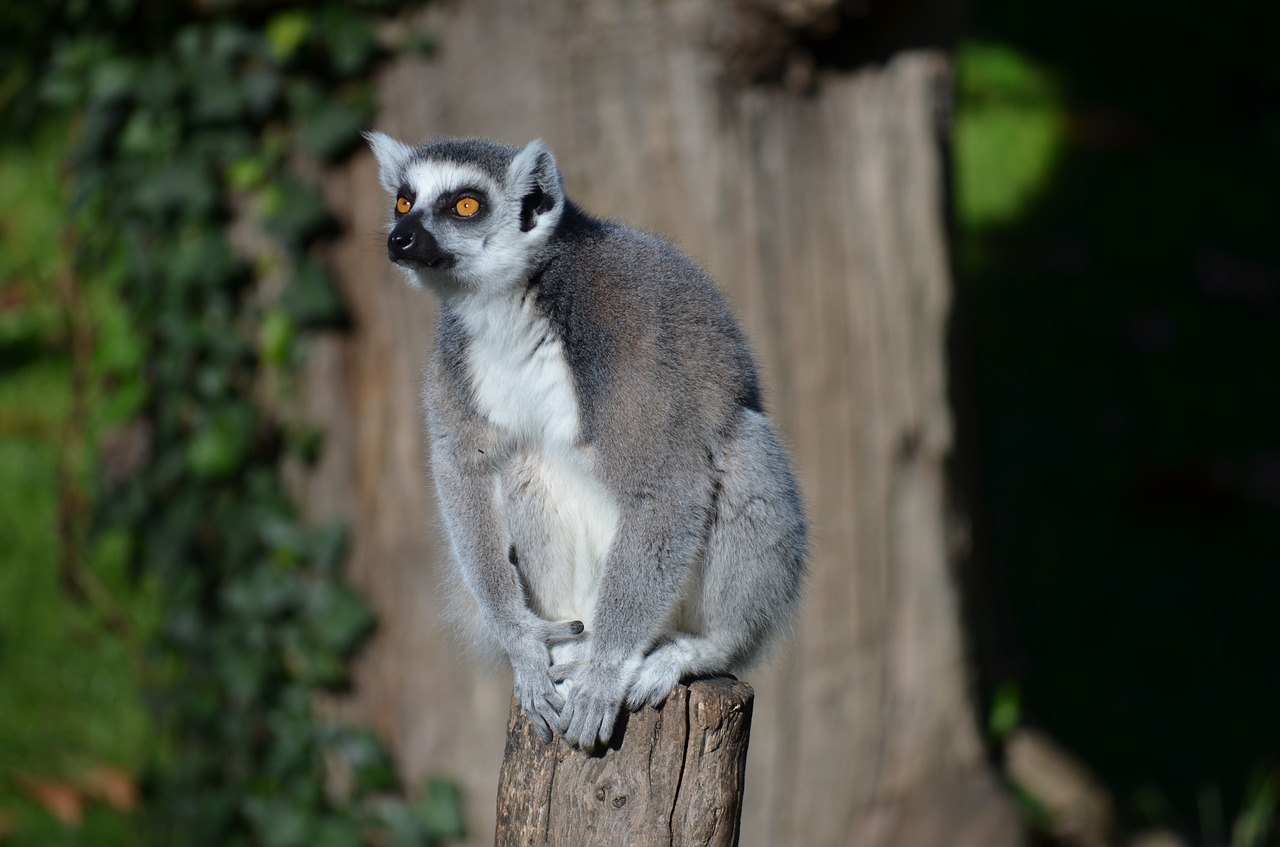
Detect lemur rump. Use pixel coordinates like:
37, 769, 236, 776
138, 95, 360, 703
367, 133, 807, 750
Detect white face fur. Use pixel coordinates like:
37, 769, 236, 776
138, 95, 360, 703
366, 132, 564, 302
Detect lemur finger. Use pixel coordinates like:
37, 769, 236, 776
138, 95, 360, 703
525, 709, 553, 744
562, 697, 615, 751
540, 620, 585, 644
549, 661, 579, 683
595, 709, 617, 747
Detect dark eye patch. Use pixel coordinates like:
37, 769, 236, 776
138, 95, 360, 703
435, 187, 489, 220
394, 186, 417, 216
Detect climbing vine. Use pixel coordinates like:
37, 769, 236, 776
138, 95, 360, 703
27, 1, 460, 844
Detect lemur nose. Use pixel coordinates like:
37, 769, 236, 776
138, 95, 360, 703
389, 229, 415, 254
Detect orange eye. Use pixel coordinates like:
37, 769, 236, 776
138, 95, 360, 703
396, 196, 412, 214
454, 197, 480, 217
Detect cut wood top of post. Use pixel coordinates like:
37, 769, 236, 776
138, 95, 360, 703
496, 678, 755, 847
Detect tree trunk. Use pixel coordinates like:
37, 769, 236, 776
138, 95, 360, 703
303, 1, 1022, 845
495, 679, 753, 847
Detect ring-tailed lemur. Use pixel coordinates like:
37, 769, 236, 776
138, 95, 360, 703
367, 132, 806, 750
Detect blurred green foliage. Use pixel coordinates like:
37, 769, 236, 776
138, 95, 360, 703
955, 41, 1063, 231
1, 1, 461, 845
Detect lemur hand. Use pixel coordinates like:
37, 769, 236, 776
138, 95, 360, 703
553, 654, 641, 750
511, 619, 584, 743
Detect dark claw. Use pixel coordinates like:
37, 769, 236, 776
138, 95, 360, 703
544, 620, 587, 644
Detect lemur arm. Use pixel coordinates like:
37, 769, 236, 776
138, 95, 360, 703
555, 437, 714, 748
426, 357, 581, 742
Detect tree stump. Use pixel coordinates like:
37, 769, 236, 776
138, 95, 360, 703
495, 678, 753, 847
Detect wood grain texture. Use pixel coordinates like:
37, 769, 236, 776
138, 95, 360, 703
298, 1, 1022, 844
496, 679, 752, 847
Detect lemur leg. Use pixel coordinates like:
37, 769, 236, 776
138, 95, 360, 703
626, 409, 806, 709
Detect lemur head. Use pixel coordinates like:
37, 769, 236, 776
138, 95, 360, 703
365, 132, 564, 299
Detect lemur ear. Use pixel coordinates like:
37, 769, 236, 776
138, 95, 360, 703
364, 131, 415, 195
508, 139, 563, 232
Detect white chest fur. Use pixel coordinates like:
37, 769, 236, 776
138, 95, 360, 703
460, 292, 579, 446
456, 292, 618, 625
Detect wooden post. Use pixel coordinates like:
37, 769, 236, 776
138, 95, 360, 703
494, 678, 754, 847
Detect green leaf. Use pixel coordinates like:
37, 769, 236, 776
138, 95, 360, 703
1233, 769, 1279, 847
244, 797, 310, 847
242, 66, 283, 119
334, 729, 398, 791
260, 309, 295, 365
134, 159, 221, 220
283, 259, 347, 328
955, 41, 1064, 232
987, 681, 1021, 739
299, 99, 371, 162
165, 229, 243, 291
307, 523, 348, 573
320, 11, 379, 77
266, 11, 311, 61
416, 778, 467, 841
282, 634, 346, 686
90, 56, 138, 103
190, 70, 249, 125
303, 581, 375, 655
262, 179, 334, 247
308, 818, 364, 847
259, 515, 311, 561
226, 155, 267, 191
375, 802, 429, 847
186, 405, 255, 478
222, 567, 299, 620
218, 639, 273, 704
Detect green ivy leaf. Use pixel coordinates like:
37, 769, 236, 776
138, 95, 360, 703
90, 56, 138, 103
262, 179, 334, 247
226, 155, 266, 191
374, 802, 429, 847
416, 779, 467, 841
218, 640, 273, 705
222, 567, 299, 620
320, 11, 379, 77
245, 797, 310, 847
282, 630, 347, 686
259, 515, 311, 561
165, 229, 243, 292
186, 406, 255, 478
299, 99, 370, 162
307, 523, 349, 573
303, 581, 376, 656
333, 729, 398, 792
190, 71, 249, 125
987, 680, 1022, 739
260, 309, 295, 365
308, 818, 364, 847
134, 159, 220, 220
266, 11, 311, 61
283, 259, 347, 328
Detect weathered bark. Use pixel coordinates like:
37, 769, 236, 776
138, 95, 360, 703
303, 1, 1021, 845
495, 679, 753, 847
